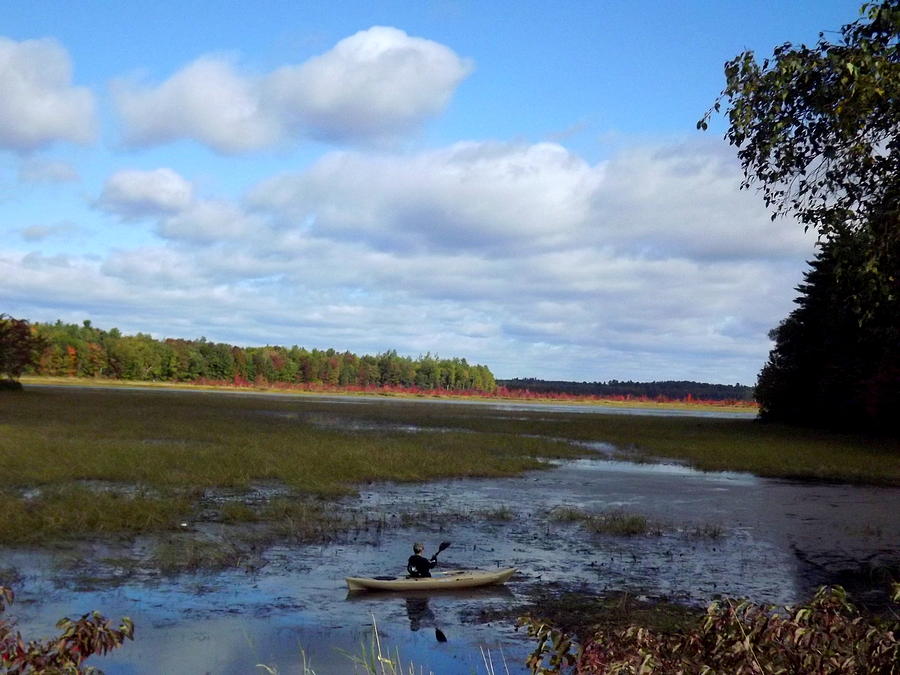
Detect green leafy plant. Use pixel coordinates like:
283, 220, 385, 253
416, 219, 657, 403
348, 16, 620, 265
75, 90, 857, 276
1, 586, 134, 674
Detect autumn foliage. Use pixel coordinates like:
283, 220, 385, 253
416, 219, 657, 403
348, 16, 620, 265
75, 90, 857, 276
1, 586, 134, 674
522, 585, 900, 674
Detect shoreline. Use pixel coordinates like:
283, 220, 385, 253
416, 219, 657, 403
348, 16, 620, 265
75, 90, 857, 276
17, 375, 759, 415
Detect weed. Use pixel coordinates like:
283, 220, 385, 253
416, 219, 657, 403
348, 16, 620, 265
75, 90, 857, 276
547, 506, 587, 522
547, 507, 655, 537
585, 512, 651, 536
690, 523, 724, 539
480, 506, 515, 521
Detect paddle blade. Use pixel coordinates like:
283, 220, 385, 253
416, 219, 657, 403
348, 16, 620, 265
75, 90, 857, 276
435, 628, 448, 643
438, 541, 451, 552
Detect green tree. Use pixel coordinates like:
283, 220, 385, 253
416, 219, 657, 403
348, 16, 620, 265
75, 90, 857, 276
700, 1, 899, 307
702, 1, 899, 430
756, 237, 898, 430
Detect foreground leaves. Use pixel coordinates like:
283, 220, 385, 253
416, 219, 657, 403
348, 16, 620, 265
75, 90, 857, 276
1, 586, 134, 674
522, 585, 899, 674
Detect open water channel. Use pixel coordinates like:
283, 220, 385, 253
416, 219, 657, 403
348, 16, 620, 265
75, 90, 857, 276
2, 396, 898, 674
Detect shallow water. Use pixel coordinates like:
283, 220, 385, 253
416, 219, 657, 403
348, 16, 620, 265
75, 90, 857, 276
3, 453, 897, 674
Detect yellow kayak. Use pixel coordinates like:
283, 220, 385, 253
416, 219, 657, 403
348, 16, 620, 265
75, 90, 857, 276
346, 567, 517, 592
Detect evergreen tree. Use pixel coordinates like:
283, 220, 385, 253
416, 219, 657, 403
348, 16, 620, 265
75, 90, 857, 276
756, 237, 899, 431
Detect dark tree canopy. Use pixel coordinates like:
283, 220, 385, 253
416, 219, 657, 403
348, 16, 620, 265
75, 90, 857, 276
755, 238, 898, 431
0, 315, 46, 388
703, 1, 899, 431
700, 1, 899, 315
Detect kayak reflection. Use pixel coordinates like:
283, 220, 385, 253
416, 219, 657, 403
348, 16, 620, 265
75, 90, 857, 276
405, 597, 448, 642
406, 596, 435, 632
346, 586, 514, 644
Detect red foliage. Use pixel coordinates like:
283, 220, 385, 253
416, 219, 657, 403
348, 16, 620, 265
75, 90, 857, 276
187, 378, 755, 408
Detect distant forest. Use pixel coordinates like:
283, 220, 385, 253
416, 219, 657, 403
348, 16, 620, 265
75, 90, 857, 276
18, 319, 756, 403
27, 320, 497, 392
498, 378, 755, 402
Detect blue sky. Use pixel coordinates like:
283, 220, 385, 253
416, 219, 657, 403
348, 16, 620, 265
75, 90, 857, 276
1, 1, 862, 383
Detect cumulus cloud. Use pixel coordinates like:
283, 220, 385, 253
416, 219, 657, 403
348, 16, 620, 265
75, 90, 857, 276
592, 143, 811, 260
112, 27, 471, 153
265, 26, 472, 142
250, 139, 811, 260
251, 141, 601, 253
94, 167, 265, 243
0, 37, 95, 151
113, 57, 280, 153
96, 168, 194, 220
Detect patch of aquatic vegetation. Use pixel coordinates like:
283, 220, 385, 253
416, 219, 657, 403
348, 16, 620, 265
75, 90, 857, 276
479, 505, 516, 521
547, 507, 658, 537
469, 587, 701, 643
0, 487, 191, 545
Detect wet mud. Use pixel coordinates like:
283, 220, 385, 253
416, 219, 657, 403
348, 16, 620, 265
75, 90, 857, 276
2, 451, 897, 673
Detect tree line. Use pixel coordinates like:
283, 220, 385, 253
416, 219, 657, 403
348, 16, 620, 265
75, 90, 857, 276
17, 319, 497, 392
498, 378, 754, 402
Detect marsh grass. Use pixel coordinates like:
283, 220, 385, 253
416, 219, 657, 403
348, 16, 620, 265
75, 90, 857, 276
0, 487, 190, 544
547, 506, 587, 523
548, 507, 654, 536
479, 505, 515, 521
285, 395, 899, 485
2, 386, 897, 545
587, 512, 652, 536
0, 388, 583, 543
264, 498, 353, 541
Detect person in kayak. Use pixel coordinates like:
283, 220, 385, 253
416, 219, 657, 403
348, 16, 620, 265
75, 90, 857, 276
407, 542, 437, 578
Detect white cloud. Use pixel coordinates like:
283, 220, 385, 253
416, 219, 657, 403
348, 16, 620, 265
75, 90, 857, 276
159, 199, 264, 242
265, 26, 473, 142
251, 141, 601, 254
0, 37, 95, 152
96, 168, 194, 219
11, 138, 815, 383
250, 139, 811, 260
113, 57, 280, 153
112, 27, 471, 153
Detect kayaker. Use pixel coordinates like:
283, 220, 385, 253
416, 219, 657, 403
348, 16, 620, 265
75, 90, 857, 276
407, 542, 437, 578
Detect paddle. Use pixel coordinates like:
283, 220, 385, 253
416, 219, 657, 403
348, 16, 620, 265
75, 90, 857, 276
432, 541, 451, 642
431, 541, 451, 562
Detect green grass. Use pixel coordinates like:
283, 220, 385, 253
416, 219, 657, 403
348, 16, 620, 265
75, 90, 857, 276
291, 394, 897, 485
0, 487, 191, 545
0, 388, 580, 543
0, 385, 896, 545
